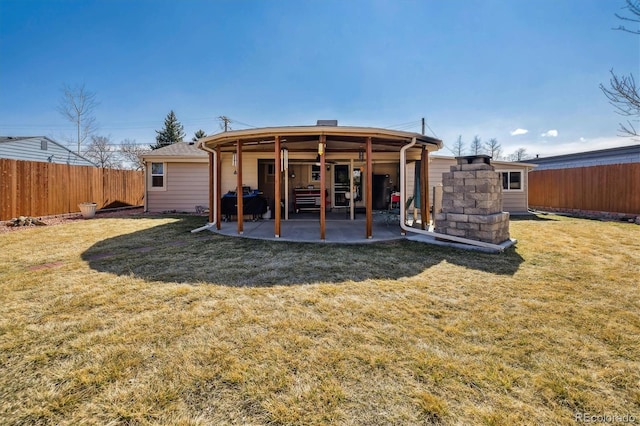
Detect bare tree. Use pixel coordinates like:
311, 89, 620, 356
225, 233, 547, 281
613, 0, 640, 34
600, 0, 640, 138
448, 135, 465, 156
601, 70, 640, 138
509, 147, 529, 162
485, 137, 502, 160
469, 135, 484, 155
84, 135, 119, 168
120, 139, 148, 170
57, 84, 99, 154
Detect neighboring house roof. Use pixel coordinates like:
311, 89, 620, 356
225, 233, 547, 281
0, 136, 98, 167
141, 141, 208, 162
430, 155, 537, 169
527, 144, 640, 170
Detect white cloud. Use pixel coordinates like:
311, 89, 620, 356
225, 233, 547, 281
510, 128, 528, 136
580, 137, 587, 142
541, 129, 558, 137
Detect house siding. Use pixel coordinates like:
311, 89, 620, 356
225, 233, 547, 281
220, 152, 260, 194
147, 162, 209, 212
0, 138, 96, 166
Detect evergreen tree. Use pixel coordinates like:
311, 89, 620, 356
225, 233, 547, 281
152, 110, 185, 149
193, 129, 207, 141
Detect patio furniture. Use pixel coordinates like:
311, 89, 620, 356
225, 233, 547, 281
221, 190, 268, 221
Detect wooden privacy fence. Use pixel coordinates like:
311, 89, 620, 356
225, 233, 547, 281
528, 163, 640, 215
0, 159, 144, 220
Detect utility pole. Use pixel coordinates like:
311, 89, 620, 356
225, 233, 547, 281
421, 117, 425, 135
218, 116, 231, 132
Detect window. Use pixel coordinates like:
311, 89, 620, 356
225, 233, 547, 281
311, 164, 321, 181
150, 162, 165, 190
499, 171, 522, 191
40, 139, 48, 150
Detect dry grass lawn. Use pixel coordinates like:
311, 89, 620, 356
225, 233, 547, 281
0, 213, 638, 425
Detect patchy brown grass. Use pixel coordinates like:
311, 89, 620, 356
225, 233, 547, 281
0, 214, 638, 425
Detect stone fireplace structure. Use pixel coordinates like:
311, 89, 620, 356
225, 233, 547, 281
435, 155, 510, 245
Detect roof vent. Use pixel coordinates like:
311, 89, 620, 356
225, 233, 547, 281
316, 120, 338, 126
188, 141, 195, 145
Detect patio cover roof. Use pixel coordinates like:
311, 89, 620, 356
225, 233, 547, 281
196, 124, 443, 243
197, 125, 442, 153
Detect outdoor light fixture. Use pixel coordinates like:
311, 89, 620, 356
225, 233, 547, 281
318, 142, 325, 156
358, 148, 364, 161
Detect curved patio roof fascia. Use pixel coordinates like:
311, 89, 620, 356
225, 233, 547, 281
197, 125, 442, 151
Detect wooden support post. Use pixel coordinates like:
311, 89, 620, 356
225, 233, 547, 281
319, 135, 326, 240
236, 141, 243, 234
420, 147, 429, 230
274, 136, 281, 238
215, 146, 222, 229
208, 152, 214, 224
366, 136, 373, 238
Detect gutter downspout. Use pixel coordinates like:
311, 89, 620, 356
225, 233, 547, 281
399, 139, 507, 252
191, 141, 217, 233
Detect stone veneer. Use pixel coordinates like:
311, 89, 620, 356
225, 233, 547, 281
435, 155, 510, 244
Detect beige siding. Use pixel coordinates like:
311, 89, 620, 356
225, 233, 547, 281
494, 167, 529, 213
502, 191, 527, 212
147, 162, 209, 212
220, 152, 261, 194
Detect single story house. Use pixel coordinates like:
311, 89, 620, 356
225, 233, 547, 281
140, 141, 209, 213
527, 144, 640, 170
0, 136, 97, 167
140, 127, 536, 219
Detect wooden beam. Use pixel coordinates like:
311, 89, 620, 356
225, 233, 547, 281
366, 136, 373, 238
215, 145, 222, 229
420, 147, 428, 230
236, 141, 243, 234
274, 136, 281, 238
208, 152, 214, 224
320, 135, 326, 240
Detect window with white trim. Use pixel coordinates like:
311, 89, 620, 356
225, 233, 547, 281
150, 162, 166, 190
499, 170, 523, 191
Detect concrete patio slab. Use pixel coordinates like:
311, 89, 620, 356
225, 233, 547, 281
209, 218, 405, 244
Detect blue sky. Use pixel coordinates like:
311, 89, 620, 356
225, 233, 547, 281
0, 0, 638, 158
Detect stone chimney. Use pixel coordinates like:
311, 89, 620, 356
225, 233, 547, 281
435, 155, 510, 244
